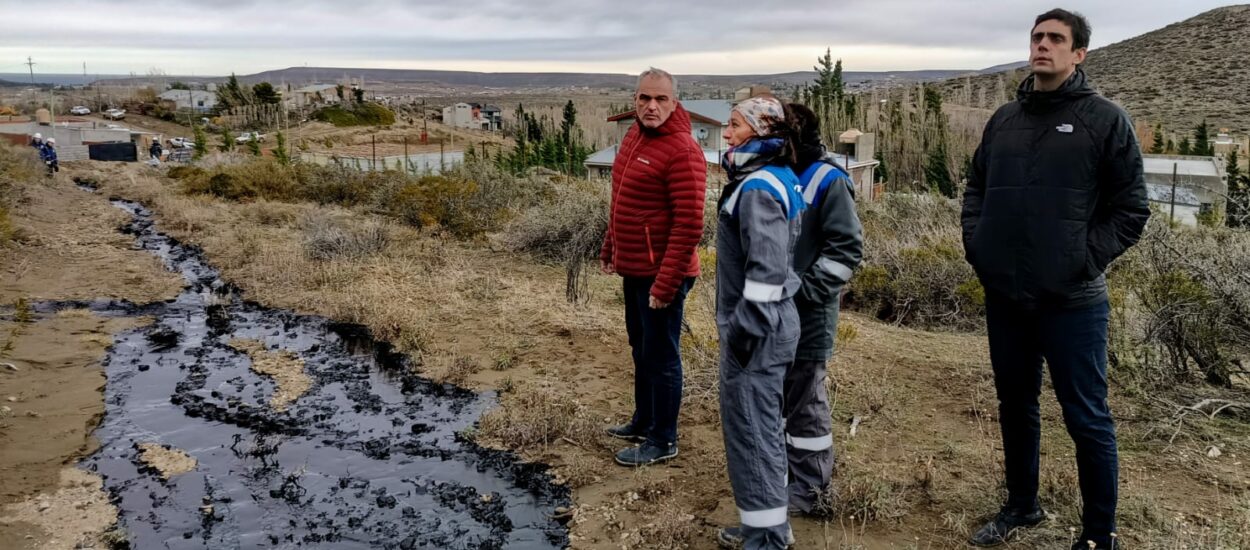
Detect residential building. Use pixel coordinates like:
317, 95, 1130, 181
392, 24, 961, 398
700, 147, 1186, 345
157, 90, 217, 113
1213, 129, 1247, 157
290, 84, 341, 109
441, 103, 502, 131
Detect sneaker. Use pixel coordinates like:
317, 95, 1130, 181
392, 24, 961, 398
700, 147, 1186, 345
968, 506, 1046, 547
605, 423, 646, 443
716, 525, 795, 548
613, 441, 678, 467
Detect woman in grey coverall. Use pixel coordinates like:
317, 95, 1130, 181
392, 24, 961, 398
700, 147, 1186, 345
714, 96, 806, 550
783, 103, 863, 515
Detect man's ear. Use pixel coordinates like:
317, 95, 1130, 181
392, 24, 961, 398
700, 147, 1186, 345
1074, 47, 1088, 65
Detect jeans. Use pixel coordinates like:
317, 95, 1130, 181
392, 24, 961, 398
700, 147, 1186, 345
623, 276, 695, 446
986, 293, 1117, 540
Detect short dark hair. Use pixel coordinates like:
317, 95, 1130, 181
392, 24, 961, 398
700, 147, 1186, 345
1034, 8, 1091, 51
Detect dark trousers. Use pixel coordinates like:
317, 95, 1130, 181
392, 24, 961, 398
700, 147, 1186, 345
783, 359, 834, 512
987, 293, 1117, 540
623, 276, 695, 446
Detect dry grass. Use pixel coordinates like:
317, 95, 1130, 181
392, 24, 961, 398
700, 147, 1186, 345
76, 159, 1250, 549
300, 212, 391, 261
476, 379, 601, 451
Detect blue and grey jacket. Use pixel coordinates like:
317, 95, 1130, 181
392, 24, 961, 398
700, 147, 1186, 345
39, 143, 57, 163
716, 164, 805, 347
792, 157, 863, 361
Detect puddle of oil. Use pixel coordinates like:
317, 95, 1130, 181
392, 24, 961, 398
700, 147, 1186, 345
66, 199, 570, 549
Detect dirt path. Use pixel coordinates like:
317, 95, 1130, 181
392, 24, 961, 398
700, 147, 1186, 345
0, 168, 183, 548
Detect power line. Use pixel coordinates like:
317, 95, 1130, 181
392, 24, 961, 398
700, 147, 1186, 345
25, 56, 36, 84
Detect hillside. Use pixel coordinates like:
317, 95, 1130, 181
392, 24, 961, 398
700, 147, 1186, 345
92, 65, 1019, 93
942, 5, 1250, 134
1083, 4, 1250, 133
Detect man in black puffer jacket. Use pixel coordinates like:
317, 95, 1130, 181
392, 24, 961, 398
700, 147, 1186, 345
961, 9, 1149, 550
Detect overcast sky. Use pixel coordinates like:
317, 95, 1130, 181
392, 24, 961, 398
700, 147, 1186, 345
0, 1, 1235, 76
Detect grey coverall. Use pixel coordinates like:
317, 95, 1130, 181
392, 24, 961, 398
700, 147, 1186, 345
786, 158, 863, 512
716, 165, 804, 549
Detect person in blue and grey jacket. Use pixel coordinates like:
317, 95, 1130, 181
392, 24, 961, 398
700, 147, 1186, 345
40, 138, 59, 174
714, 96, 805, 550
783, 103, 863, 517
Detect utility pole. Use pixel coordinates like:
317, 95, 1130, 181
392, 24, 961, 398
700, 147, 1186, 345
25, 56, 35, 84
1169, 163, 1178, 225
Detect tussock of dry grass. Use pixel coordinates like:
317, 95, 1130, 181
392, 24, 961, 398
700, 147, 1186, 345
300, 212, 391, 261
615, 499, 701, 550
476, 380, 600, 450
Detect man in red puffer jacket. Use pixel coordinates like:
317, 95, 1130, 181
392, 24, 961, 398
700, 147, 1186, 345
602, 67, 707, 467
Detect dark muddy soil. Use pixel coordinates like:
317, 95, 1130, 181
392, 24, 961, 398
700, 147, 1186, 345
37, 195, 570, 549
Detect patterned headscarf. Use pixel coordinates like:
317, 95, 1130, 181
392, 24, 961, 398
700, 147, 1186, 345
733, 96, 785, 136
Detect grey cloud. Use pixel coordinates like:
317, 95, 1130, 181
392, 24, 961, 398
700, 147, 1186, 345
2, 0, 1232, 73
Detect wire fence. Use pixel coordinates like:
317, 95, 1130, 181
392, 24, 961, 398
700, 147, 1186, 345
298, 150, 464, 175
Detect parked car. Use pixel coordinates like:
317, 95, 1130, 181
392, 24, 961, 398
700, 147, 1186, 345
169, 137, 195, 149
235, 131, 267, 144
69, 106, 91, 116
103, 108, 126, 120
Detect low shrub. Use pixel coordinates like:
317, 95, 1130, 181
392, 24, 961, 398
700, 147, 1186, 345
502, 178, 608, 301
1109, 218, 1250, 387
379, 175, 493, 237
847, 193, 984, 330
181, 159, 296, 202
311, 103, 396, 127
300, 213, 391, 261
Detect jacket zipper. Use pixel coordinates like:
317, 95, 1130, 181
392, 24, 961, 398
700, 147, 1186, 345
645, 225, 655, 265
610, 133, 647, 264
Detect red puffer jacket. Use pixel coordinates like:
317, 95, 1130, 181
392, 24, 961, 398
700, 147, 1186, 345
600, 104, 707, 303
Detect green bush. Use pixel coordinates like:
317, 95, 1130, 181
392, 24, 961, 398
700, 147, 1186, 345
311, 103, 396, 127
181, 159, 296, 202
846, 193, 984, 330
293, 163, 376, 207
381, 175, 490, 237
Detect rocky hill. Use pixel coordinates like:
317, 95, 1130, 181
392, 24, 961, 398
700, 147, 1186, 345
943, 5, 1250, 134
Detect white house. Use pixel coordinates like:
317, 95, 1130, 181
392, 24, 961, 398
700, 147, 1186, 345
441, 103, 501, 131
290, 84, 341, 109
157, 90, 217, 113
1213, 129, 1247, 157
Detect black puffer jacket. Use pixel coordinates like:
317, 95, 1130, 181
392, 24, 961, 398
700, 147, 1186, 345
961, 69, 1150, 310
